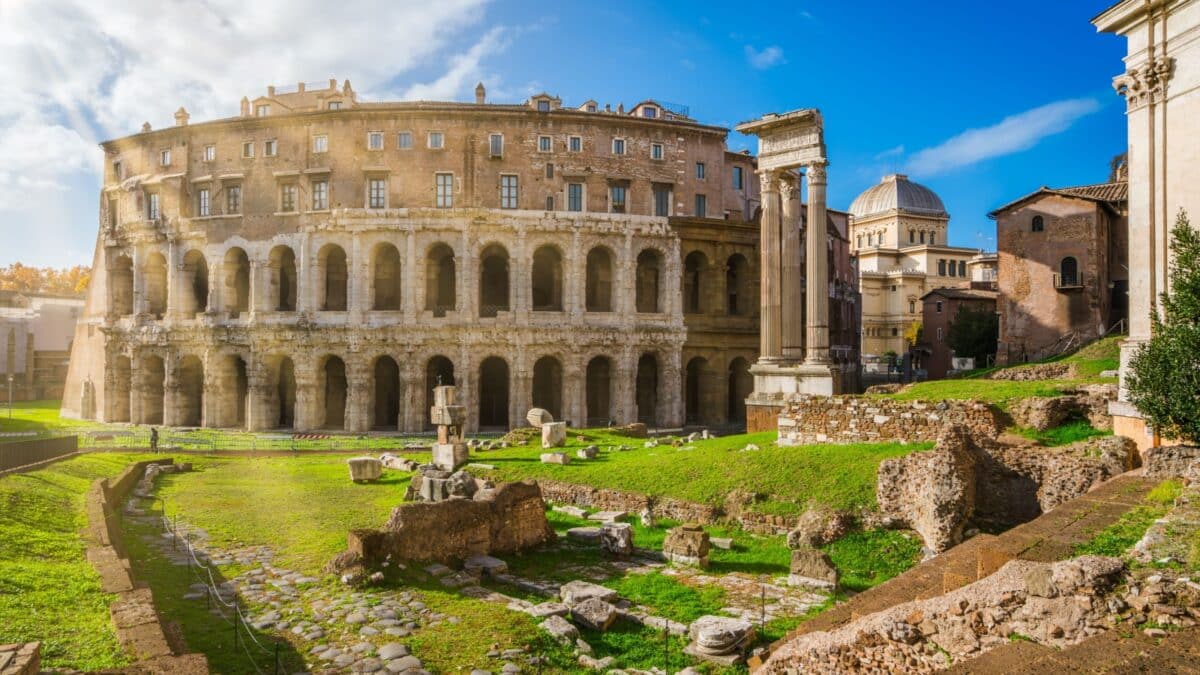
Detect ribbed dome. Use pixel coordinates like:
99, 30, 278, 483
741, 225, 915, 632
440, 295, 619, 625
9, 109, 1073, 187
849, 174, 947, 220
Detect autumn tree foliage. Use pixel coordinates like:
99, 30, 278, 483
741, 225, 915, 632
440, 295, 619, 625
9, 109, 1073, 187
0, 263, 90, 296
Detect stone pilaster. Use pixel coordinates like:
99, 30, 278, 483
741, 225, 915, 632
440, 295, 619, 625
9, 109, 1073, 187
662, 349, 683, 428
245, 361, 273, 431
758, 170, 782, 362
780, 173, 803, 362
805, 162, 830, 365
404, 231, 417, 323
292, 361, 317, 431
344, 356, 371, 432
161, 353, 180, 427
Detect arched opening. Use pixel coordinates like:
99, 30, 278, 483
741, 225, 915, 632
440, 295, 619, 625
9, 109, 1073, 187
425, 356, 456, 429
636, 353, 658, 426
683, 251, 707, 314
1060, 257, 1079, 286
478, 356, 510, 430
110, 254, 134, 316
145, 253, 168, 317
178, 355, 204, 427
319, 244, 348, 311
531, 356, 562, 421
727, 357, 752, 424
586, 356, 613, 427
425, 243, 456, 317
1032, 216, 1045, 233
372, 243, 403, 310
140, 354, 165, 425
110, 355, 131, 422
478, 244, 510, 317
684, 357, 712, 426
531, 245, 563, 311
182, 250, 208, 314
274, 356, 296, 429
319, 355, 347, 429
636, 249, 661, 313
214, 355, 249, 428
585, 247, 613, 312
373, 355, 401, 430
726, 254, 750, 316
223, 247, 250, 317
269, 246, 297, 311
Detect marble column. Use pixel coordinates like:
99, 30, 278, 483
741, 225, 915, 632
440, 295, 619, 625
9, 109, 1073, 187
780, 173, 804, 362
805, 161, 830, 364
757, 170, 782, 362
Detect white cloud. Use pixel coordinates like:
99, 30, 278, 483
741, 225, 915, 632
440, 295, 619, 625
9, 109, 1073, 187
0, 0, 503, 266
904, 97, 1101, 176
744, 45, 784, 70
874, 144, 905, 160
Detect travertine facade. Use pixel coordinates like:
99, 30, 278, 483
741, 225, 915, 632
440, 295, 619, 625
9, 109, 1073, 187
61, 80, 765, 432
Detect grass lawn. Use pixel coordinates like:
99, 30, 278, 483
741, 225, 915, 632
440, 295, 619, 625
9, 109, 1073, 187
1073, 480, 1183, 558
1013, 419, 1112, 447
0, 451, 155, 670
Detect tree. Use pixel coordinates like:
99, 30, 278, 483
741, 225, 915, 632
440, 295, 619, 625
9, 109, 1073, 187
0, 263, 90, 295
947, 305, 998, 364
903, 321, 923, 348
1127, 210, 1200, 441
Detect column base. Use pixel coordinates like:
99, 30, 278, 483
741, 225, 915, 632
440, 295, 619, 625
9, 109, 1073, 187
744, 362, 842, 432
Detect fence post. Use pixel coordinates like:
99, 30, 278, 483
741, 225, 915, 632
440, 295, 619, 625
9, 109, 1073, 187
274, 642, 280, 674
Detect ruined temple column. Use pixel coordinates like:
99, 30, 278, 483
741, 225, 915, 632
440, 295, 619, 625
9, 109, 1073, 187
757, 170, 782, 362
805, 161, 830, 365
780, 173, 803, 362
348, 232, 364, 321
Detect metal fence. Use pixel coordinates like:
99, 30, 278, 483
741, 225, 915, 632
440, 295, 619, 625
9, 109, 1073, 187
0, 436, 77, 472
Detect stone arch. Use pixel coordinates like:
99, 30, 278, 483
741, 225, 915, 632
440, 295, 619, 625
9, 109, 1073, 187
684, 356, 714, 426
223, 247, 251, 316
372, 242, 403, 311
110, 354, 131, 422
273, 356, 297, 429
182, 249, 208, 314
318, 354, 347, 429
531, 244, 564, 312
425, 355, 455, 429
531, 355, 563, 421
585, 356, 613, 426
372, 355, 401, 430
268, 245, 297, 311
635, 353, 658, 426
177, 354, 204, 427
726, 253, 750, 316
478, 356, 510, 430
318, 243, 348, 311
727, 357, 752, 424
585, 246, 614, 312
635, 248, 662, 313
110, 254, 134, 316
683, 250, 709, 314
139, 353, 165, 424
144, 252, 168, 317
425, 243, 456, 316
478, 243, 510, 317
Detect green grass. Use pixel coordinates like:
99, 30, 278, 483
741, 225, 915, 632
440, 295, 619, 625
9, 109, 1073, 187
604, 570, 725, 624
0, 399, 108, 435
1074, 480, 1183, 558
823, 529, 924, 592
478, 430, 925, 513
0, 452, 156, 669
1014, 419, 1112, 447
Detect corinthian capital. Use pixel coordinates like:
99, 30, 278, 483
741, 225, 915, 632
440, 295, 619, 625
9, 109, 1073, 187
758, 169, 781, 194
778, 172, 798, 200
806, 161, 828, 185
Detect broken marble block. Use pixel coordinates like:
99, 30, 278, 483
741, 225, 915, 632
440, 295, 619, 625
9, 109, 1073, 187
347, 457, 383, 482
559, 580, 619, 607
540, 614, 579, 644
684, 616, 754, 665
571, 597, 618, 631
663, 523, 711, 568
431, 442, 469, 472
540, 451, 570, 465
542, 421, 567, 448
600, 522, 634, 557
577, 445, 599, 459
464, 554, 508, 577
527, 407, 555, 427
788, 548, 839, 590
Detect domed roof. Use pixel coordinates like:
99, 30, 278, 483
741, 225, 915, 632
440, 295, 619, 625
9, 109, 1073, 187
849, 174, 947, 220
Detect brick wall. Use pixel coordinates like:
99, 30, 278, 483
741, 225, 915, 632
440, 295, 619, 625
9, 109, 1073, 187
776, 395, 1003, 445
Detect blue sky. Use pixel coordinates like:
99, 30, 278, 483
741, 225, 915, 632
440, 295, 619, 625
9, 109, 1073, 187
1, 0, 1126, 266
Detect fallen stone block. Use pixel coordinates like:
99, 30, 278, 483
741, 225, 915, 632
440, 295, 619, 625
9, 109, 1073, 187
587, 510, 625, 523
788, 548, 839, 590
463, 555, 508, 577
347, 457, 383, 482
567, 527, 602, 542
571, 597, 618, 631
527, 407, 555, 427
552, 504, 588, 518
542, 421, 567, 448
540, 452, 570, 465
560, 580, 619, 607
600, 522, 634, 557
540, 614, 579, 644
577, 445, 599, 460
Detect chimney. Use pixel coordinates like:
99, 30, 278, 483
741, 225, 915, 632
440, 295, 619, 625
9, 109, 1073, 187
141, 122, 151, 133
240, 97, 250, 117
343, 80, 352, 95
174, 107, 189, 126
617, 103, 625, 114
297, 82, 306, 93
329, 78, 337, 90
475, 82, 486, 105
267, 85, 276, 96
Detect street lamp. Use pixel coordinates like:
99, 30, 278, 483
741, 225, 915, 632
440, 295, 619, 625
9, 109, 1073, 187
7, 374, 13, 420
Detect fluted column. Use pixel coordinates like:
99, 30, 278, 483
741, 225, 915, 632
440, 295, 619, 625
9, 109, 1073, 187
780, 173, 803, 362
805, 161, 830, 364
757, 170, 782, 362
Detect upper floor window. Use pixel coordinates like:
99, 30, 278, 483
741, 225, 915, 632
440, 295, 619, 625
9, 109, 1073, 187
367, 132, 384, 151
226, 185, 241, 214
612, 138, 626, 155
546, 196, 554, 211
610, 185, 627, 213
653, 185, 670, 217
428, 132, 445, 149
920, 231, 926, 244
500, 175, 518, 209
1059, 257, 1079, 286
910, 230, 916, 244
732, 166, 743, 189
197, 187, 210, 217
313, 135, 328, 153
586, 104, 597, 113
908, 300, 916, 313
537, 100, 550, 112
159, 149, 171, 166
242, 141, 254, 158
938, 259, 947, 276
146, 192, 159, 220
694, 193, 707, 218
203, 145, 215, 162
1032, 215, 1045, 232
568, 136, 582, 152
280, 184, 297, 212
937, 327, 944, 340
327, 101, 341, 110
568, 183, 583, 212
368, 178, 386, 209
312, 180, 329, 210
642, 107, 658, 118
398, 131, 413, 149
489, 134, 503, 157
958, 261, 967, 277
545, 163, 554, 179
112, 160, 124, 180
936, 301, 943, 313
264, 139, 277, 157
255, 104, 270, 117
538, 135, 552, 152
929, 232, 936, 245
695, 162, 706, 179
435, 173, 453, 208
650, 143, 664, 160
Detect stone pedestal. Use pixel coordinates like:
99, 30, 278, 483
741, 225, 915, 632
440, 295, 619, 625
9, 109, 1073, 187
431, 443, 469, 472
429, 385, 468, 472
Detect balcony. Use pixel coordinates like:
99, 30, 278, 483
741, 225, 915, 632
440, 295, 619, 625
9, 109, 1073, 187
1053, 273, 1083, 290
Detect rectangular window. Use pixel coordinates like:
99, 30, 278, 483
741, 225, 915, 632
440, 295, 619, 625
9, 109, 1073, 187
537, 100, 550, 112
695, 162, 706, 179
146, 193, 159, 220
367, 132, 383, 150
643, 107, 657, 118
500, 175, 518, 209
112, 160, 123, 180
546, 163, 554, 179
428, 132, 445, 149
435, 173, 453, 208
313, 135, 328, 153
959, 261, 967, 277
312, 180, 329, 210
280, 184, 296, 212
568, 183, 583, 212
586, 104, 597, 113
653, 186, 670, 217
203, 145, 215, 162
568, 136, 582, 152
732, 166, 743, 189
160, 149, 171, 166
538, 135, 552, 152
489, 134, 503, 157
612, 138, 625, 155
545, 196, 554, 211
650, 143, 663, 160
948, 261, 957, 277
398, 131, 413, 149
936, 301, 943, 313
610, 185, 627, 213
937, 327, 944, 340
242, 141, 254, 158
368, 178, 386, 209
226, 185, 241, 214
694, 193, 707, 217
264, 139, 277, 156
327, 101, 341, 110
938, 259, 946, 276
255, 104, 270, 117
197, 188, 210, 217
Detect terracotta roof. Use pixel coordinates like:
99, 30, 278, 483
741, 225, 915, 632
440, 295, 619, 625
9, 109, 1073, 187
920, 287, 999, 301
988, 181, 1127, 218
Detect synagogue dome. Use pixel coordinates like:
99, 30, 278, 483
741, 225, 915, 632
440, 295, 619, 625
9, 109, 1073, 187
849, 174, 948, 220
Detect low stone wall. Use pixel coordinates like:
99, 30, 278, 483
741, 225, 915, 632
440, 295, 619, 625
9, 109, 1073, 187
0, 436, 77, 474
0, 643, 39, 675
777, 396, 1004, 445
985, 362, 1075, 381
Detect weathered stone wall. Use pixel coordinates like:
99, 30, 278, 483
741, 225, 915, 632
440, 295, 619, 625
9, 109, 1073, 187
0, 643, 40, 675
0, 435, 78, 474
537, 480, 720, 524
776, 395, 1003, 445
